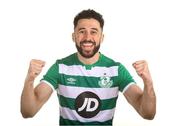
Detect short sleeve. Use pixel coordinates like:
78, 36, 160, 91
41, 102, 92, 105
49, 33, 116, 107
41, 61, 59, 90
118, 64, 136, 93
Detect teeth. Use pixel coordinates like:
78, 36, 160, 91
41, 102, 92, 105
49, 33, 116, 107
83, 43, 93, 46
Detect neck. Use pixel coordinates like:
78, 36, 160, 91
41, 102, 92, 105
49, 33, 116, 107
77, 52, 100, 65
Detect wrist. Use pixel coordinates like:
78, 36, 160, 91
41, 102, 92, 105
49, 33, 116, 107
143, 78, 153, 86
25, 74, 35, 83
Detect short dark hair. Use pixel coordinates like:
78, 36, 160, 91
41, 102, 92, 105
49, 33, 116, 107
73, 9, 104, 30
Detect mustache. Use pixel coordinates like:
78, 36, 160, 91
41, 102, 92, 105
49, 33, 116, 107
80, 40, 96, 46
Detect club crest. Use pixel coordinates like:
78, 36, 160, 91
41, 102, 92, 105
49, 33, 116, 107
98, 73, 113, 88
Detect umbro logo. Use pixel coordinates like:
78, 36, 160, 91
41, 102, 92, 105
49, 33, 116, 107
67, 77, 76, 84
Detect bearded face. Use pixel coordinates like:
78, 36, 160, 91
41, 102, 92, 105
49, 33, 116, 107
73, 19, 103, 59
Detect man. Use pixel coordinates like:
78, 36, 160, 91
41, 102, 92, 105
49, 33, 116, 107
21, 9, 156, 125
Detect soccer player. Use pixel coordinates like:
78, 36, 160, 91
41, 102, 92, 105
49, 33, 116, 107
21, 9, 156, 125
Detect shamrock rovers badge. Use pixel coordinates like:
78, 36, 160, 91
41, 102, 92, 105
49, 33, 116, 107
98, 73, 113, 88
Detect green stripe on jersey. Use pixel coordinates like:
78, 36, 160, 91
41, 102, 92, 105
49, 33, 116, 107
60, 116, 113, 126
59, 74, 120, 88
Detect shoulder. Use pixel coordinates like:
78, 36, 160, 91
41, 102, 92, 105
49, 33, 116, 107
100, 53, 122, 67
56, 53, 76, 65
100, 54, 131, 75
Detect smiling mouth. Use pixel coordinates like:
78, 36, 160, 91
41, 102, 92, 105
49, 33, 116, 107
82, 43, 93, 48
80, 41, 95, 50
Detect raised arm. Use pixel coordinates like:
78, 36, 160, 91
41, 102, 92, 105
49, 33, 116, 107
21, 59, 53, 118
124, 60, 156, 119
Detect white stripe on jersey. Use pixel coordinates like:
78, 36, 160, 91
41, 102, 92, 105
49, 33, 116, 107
59, 64, 118, 77
60, 106, 115, 122
58, 85, 119, 99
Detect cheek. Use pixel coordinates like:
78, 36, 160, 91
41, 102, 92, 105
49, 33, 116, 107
75, 34, 83, 41
99, 36, 104, 44
75, 36, 87, 45
95, 37, 102, 44
74, 37, 81, 46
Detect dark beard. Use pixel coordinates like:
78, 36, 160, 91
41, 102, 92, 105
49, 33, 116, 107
76, 40, 100, 58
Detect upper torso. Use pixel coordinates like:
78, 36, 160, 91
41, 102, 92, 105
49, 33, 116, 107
42, 53, 135, 125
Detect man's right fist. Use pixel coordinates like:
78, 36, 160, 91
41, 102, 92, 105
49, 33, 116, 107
27, 59, 45, 80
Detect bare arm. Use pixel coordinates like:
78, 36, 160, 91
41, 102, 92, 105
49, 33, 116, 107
124, 60, 156, 120
21, 59, 53, 118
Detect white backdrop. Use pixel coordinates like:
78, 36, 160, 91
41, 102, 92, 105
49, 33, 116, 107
0, 0, 180, 126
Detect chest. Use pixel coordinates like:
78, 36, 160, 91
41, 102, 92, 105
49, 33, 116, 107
58, 64, 119, 88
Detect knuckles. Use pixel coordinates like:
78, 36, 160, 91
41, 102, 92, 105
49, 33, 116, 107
30, 59, 45, 67
28, 59, 45, 76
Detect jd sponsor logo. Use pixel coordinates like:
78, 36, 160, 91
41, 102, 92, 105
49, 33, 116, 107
75, 91, 101, 118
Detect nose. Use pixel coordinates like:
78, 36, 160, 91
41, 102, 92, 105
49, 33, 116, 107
84, 32, 92, 41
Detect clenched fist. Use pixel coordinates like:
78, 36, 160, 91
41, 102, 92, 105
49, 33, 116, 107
27, 59, 45, 80
133, 60, 152, 84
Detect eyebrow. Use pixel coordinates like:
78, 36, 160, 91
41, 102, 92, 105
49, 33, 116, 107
91, 28, 98, 31
78, 28, 86, 31
78, 27, 99, 31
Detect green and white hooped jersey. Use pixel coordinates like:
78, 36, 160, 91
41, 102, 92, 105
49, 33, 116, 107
41, 53, 135, 126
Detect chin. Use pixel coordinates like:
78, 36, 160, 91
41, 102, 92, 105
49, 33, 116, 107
81, 53, 95, 58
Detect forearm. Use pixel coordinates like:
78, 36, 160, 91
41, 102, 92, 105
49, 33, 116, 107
21, 77, 38, 118
21, 59, 48, 118
139, 81, 156, 119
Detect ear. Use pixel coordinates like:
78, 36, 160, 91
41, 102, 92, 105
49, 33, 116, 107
100, 34, 104, 43
72, 33, 75, 42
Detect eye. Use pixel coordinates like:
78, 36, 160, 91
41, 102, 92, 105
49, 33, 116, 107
91, 30, 97, 35
79, 30, 85, 34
